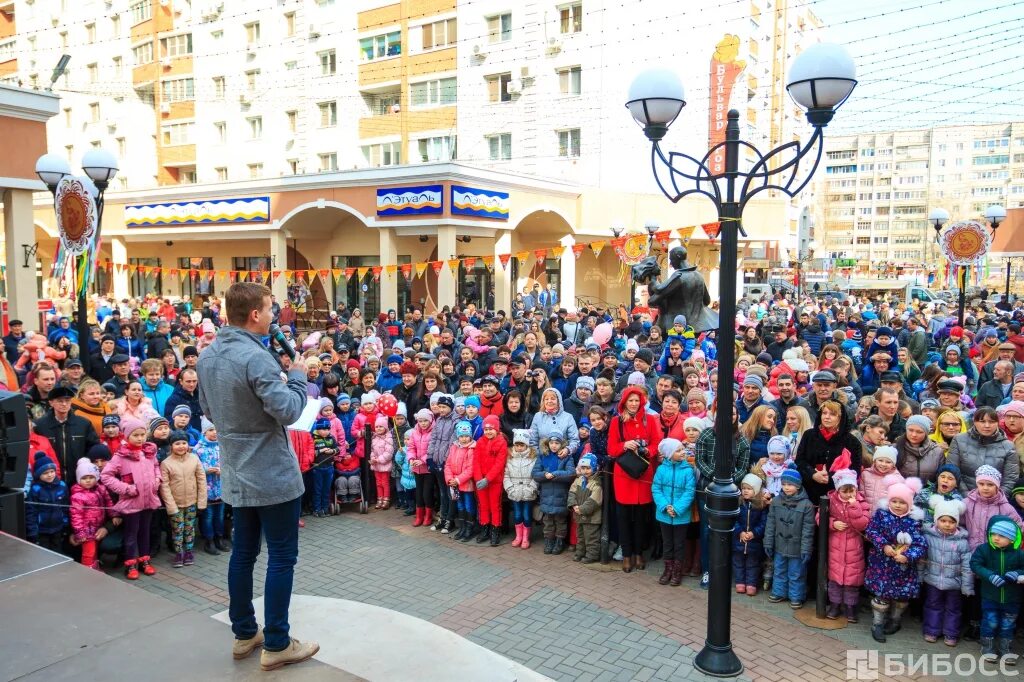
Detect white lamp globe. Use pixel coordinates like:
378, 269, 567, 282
35, 153, 71, 189
786, 43, 857, 112
928, 208, 950, 224
81, 148, 119, 185
626, 68, 686, 133
985, 204, 1007, 223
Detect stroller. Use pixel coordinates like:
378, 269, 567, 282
329, 433, 372, 515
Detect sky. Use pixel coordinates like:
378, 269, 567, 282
813, 0, 1024, 134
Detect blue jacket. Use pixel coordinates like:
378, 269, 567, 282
376, 368, 403, 393
116, 336, 145, 361
530, 449, 576, 514
732, 499, 768, 554
528, 389, 581, 458
651, 458, 696, 525
142, 381, 174, 416
735, 396, 767, 426
26, 478, 69, 538
164, 384, 204, 432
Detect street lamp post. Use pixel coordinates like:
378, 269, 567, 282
984, 204, 1009, 299
930, 205, 1005, 325
36, 150, 119, 376
626, 43, 856, 677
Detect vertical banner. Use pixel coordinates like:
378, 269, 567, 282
707, 34, 746, 175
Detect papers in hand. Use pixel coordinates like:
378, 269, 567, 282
288, 398, 322, 432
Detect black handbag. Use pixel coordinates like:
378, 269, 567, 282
615, 416, 650, 479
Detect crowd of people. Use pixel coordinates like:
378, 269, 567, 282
15, 286, 1024, 661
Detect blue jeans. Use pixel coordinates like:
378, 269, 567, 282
201, 501, 225, 539
311, 466, 333, 513
980, 598, 1020, 639
228, 496, 301, 652
512, 500, 533, 527
771, 554, 807, 603
456, 490, 477, 515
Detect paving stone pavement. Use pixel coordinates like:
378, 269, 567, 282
123, 510, 1020, 681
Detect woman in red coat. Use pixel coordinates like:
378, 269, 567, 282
473, 415, 508, 546
608, 385, 663, 572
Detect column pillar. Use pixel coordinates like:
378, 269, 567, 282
436, 225, 457, 311
494, 230, 512, 312
269, 230, 288, 302
379, 227, 399, 313
3, 189, 41, 327
111, 236, 129, 300
558, 234, 576, 311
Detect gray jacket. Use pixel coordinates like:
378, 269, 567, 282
920, 525, 973, 594
197, 326, 308, 507
946, 428, 1019, 495
764, 486, 815, 559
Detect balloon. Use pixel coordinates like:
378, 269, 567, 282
592, 322, 613, 346
376, 393, 399, 418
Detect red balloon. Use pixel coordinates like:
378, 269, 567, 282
376, 393, 399, 418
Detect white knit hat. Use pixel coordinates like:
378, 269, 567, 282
932, 497, 966, 524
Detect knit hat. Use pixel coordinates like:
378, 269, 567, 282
414, 408, 433, 422
101, 414, 121, 428
683, 417, 705, 432
906, 415, 932, 433
755, 352, 773, 366
885, 477, 922, 510
847, 328, 863, 342
360, 393, 376, 405
454, 396, 466, 409
990, 518, 1019, 543
932, 498, 966, 524
998, 401, 1024, 419
33, 453, 56, 479
782, 348, 800, 362
464, 395, 481, 409
454, 420, 473, 438
627, 371, 647, 386
319, 397, 335, 411
546, 428, 565, 444
578, 453, 598, 471
576, 376, 596, 392
742, 375, 764, 389
148, 416, 169, 434
396, 402, 407, 418
877, 326, 893, 338
780, 465, 802, 488
686, 388, 707, 405
625, 338, 640, 353
658, 438, 682, 461
171, 404, 192, 419
921, 399, 939, 409
312, 418, 332, 432
400, 361, 418, 376
386, 354, 403, 366
201, 416, 215, 434
873, 445, 898, 464
482, 415, 500, 432
673, 314, 686, 327
950, 326, 964, 338
741, 473, 763, 496
766, 435, 791, 457
976, 464, 1002, 486
437, 394, 455, 410
832, 468, 858, 490
788, 359, 809, 373
374, 415, 389, 430
944, 345, 961, 357
120, 415, 146, 437
336, 393, 351, 405
183, 345, 199, 358
512, 429, 530, 446
635, 349, 655, 365
76, 457, 99, 482
934, 462, 962, 486
168, 429, 189, 445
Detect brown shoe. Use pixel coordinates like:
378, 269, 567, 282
260, 638, 320, 671
658, 560, 674, 585
232, 629, 264, 660
634, 554, 646, 571
622, 556, 633, 573
670, 561, 684, 587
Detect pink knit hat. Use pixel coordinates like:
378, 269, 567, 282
120, 415, 147, 437
76, 457, 99, 483
975, 464, 1002, 486
998, 401, 1024, 419
885, 477, 922, 514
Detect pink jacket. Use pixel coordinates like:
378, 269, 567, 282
407, 418, 433, 475
964, 488, 1024, 550
327, 415, 346, 448
819, 488, 870, 587
859, 468, 903, 510
101, 442, 162, 514
444, 442, 476, 492
351, 409, 378, 448
461, 328, 491, 354
70, 482, 116, 542
369, 431, 395, 473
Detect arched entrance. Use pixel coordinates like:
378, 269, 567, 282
508, 209, 575, 310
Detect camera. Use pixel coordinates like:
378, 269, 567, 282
636, 440, 649, 459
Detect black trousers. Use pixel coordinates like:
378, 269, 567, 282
660, 523, 688, 562
617, 503, 652, 556
414, 472, 435, 508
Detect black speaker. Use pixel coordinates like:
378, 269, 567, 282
0, 488, 25, 538
0, 391, 29, 490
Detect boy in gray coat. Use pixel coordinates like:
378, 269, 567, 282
921, 498, 973, 646
765, 466, 815, 608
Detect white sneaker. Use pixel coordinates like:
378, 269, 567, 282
612, 547, 623, 561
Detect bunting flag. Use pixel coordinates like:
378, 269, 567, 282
654, 230, 673, 246
384, 264, 397, 278
399, 263, 413, 281
701, 221, 721, 241
677, 226, 695, 244
356, 266, 370, 281
515, 251, 529, 270
550, 245, 565, 259
318, 269, 330, 282
331, 268, 343, 284
272, 270, 282, 282
462, 257, 476, 271
446, 259, 460, 276
414, 262, 429, 279
482, 255, 495, 271
591, 240, 606, 257
534, 248, 548, 265
497, 253, 511, 270
572, 243, 587, 259
430, 261, 444, 275
371, 266, 383, 281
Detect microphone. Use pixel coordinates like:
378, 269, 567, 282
268, 323, 296, 361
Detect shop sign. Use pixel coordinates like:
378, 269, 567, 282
125, 196, 270, 227
376, 184, 443, 217
451, 185, 510, 220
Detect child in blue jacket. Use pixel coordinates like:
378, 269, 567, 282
531, 430, 576, 556
652, 438, 696, 587
733, 473, 769, 596
26, 454, 69, 552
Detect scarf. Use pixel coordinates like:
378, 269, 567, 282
819, 425, 839, 441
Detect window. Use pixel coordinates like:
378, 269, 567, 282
558, 128, 580, 157
287, 159, 300, 174
974, 138, 1009, 149
248, 163, 263, 179
285, 60, 297, 70
213, 76, 225, 99
370, 92, 401, 115
245, 22, 261, 44
161, 34, 192, 58
487, 133, 512, 160
486, 73, 512, 102
284, 12, 296, 37
248, 116, 263, 139
319, 49, 336, 75
410, 77, 457, 107
111, 15, 120, 37
116, 137, 126, 157
132, 41, 154, 65
245, 69, 259, 91
318, 101, 337, 126
178, 257, 212, 298
0, 39, 15, 61
112, 56, 122, 77
232, 257, 272, 274
974, 155, 1010, 166
162, 77, 194, 103
214, 121, 226, 143
559, 3, 583, 34
826, 164, 856, 175
216, 167, 228, 181
211, 30, 223, 40
487, 13, 512, 42
826, 150, 856, 160
87, 63, 98, 83
129, 258, 161, 298
161, 122, 193, 145
89, 102, 100, 122
179, 168, 197, 184
415, 135, 456, 162
421, 18, 457, 50
129, 0, 151, 25
362, 142, 401, 167
85, 23, 96, 42
319, 153, 338, 172
856, 236, 870, 245
286, 110, 297, 132
359, 31, 401, 61
557, 66, 581, 95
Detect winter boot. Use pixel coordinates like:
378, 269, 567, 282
688, 544, 702, 577
489, 526, 501, 546
215, 536, 232, 552
845, 605, 859, 623
412, 507, 424, 527
520, 526, 531, 550
124, 559, 140, 580
981, 637, 997, 659
963, 621, 981, 641
451, 512, 464, 540
884, 601, 907, 635
658, 560, 674, 585
139, 555, 157, 575
460, 518, 476, 543
511, 523, 524, 547
475, 523, 491, 544
543, 537, 555, 554
871, 599, 889, 643
183, 551, 194, 566
552, 538, 566, 555
172, 553, 185, 568
423, 508, 434, 529
670, 560, 684, 586
204, 539, 220, 555
826, 603, 841, 620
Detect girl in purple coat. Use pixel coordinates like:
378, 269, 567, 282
865, 477, 926, 643
821, 469, 870, 623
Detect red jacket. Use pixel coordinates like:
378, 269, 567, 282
608, 386, 663, 505
473, 434, 508, 487
289, 430, 315, 473
657, 412, 686, 442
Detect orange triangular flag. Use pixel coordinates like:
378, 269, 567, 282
371, 266, 383, 281
344, 267, 356, 280
318, 269, 330, 282
462, 257, 476, 271
306, 269, 318, 282
414, 262, 429, 279
481, 255, 494, 272
677, 225, 695, 241
534, 248, 547, 265
497, 254, 511, 269
654, 230, 672, 246
400, 263, 413, 281
590, 240, 606, 257
229, 271, 239, 282
550, 246, 565, 259
127, 263, 138, 275
357, 266, 370, 281
701, 221, 721, 241
446, 259, 460, 276
572, 244, 586, 259
430, 261, 444, 275
239, 270, 249, 282
272, 270, 282, 282
515, 251, 529, 269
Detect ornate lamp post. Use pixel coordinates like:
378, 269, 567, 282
36, 149, 119, 375
626, 42, 856, 677
930, 205, 1004, 324
985, 204, 1009, 299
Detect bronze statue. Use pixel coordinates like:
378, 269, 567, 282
632, 246, 719, 334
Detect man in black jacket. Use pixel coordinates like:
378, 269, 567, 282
145, 320, 171, 360
34, 386, 101, 483
2, 319, 25, 364
89, 335, 118, 384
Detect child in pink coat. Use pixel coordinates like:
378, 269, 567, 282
820, 468, 871, 622
963, 465, 1024, 550
369, 415, 396, 509
100, 415, 161, 580
350, 392, 380, 452
407, 409, 435, 526
859, 446, 903, 509
444, 421, 477, 539
70, 457, 119, 570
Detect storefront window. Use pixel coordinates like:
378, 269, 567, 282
178, 257, 213, 299
130, 257, 162, 298
331, 255, 411, 315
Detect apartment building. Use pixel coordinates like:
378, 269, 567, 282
818, 121, 1024, 269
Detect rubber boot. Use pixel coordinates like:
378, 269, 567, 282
423, 508, 434, 529
520, 525, 531, 550
670, 560, 684, 586
871, 599, 889, 643
552, 538, 566, 555
981, 637, 997, 659
451, 511, 465, 540
884, 601, 907, 635
511, 523, 524, 548
475, 523, 491, 544
412, 507, 424, 527
658, 560, 674, 585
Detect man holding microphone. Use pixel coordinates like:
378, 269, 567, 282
197, 282, 319, 671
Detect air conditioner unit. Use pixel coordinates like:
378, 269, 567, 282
160, 102, 171, 114
507, 78, 522, 95
161, 57, 172, 68
472, 43, 486, 58
546, 37, 562, 53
